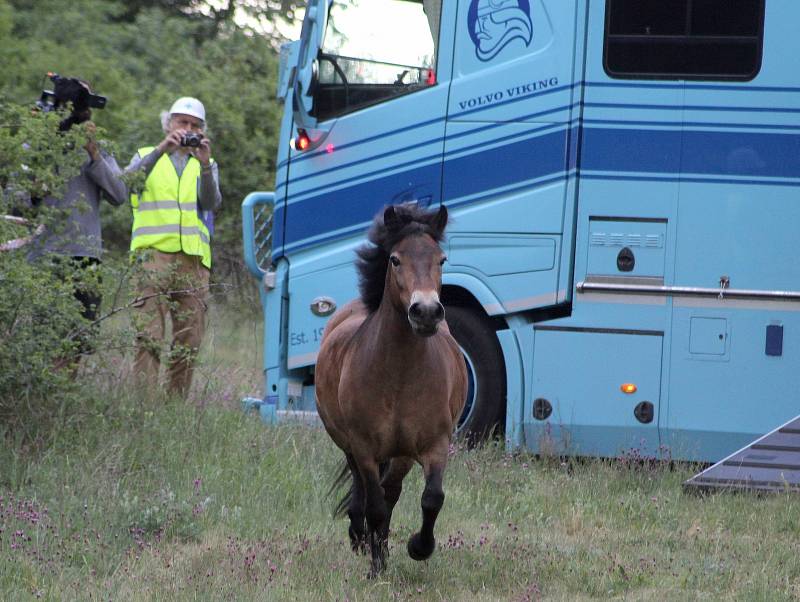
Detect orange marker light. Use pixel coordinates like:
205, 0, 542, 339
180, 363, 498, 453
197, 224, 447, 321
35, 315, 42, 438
294, 129, 311, 151
620, 383, 637, 394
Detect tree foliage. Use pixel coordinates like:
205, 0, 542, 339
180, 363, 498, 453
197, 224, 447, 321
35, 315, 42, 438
0, 0, 292, 435
0, 0, 286, 262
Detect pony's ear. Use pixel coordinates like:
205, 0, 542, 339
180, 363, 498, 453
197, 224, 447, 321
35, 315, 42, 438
384, 206, 403, 233
432, 205, 448, 236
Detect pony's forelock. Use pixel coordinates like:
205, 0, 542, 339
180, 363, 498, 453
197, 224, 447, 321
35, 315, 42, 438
355, 204, 449, 312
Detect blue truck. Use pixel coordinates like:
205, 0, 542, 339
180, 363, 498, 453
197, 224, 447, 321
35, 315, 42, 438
242, 0, 800, 462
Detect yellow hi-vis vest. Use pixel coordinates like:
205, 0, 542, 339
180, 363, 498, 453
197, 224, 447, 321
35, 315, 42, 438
130, 146, 212, 269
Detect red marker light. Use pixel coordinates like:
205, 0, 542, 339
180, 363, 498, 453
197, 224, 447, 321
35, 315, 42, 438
426, 69, 436, 86
326, 143, 335, 154
294, 128, 311, 151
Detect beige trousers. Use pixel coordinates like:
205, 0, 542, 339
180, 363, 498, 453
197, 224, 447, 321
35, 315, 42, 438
132, 250, 210, 397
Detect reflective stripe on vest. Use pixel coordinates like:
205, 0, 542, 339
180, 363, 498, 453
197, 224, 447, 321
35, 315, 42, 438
130, 146, 212, 269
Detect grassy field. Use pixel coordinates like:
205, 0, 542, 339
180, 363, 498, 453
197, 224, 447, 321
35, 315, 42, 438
2, 309, 800, 601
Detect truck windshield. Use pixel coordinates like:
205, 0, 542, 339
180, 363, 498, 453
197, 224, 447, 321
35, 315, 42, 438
313, 0, 441, 121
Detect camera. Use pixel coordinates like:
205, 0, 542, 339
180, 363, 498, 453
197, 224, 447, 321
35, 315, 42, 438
36, 72, 107, 132
180, 132, 204, 148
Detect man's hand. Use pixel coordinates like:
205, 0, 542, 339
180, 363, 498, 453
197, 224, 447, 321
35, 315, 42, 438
157, 129, 184, 155
192, 137, 212, 168
84, 121, 100, 161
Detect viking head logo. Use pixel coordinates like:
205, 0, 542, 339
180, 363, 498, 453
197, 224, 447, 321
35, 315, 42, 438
468, 0, 533, 62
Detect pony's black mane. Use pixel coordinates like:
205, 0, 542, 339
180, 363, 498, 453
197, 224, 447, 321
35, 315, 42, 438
355, 204, 447, 313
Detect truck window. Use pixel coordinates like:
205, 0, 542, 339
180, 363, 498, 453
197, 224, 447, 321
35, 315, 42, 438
603, 0, 765, 80
312, 0, 440, 122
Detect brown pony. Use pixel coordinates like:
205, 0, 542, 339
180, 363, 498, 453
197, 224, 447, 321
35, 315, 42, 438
315, 203, 467, 577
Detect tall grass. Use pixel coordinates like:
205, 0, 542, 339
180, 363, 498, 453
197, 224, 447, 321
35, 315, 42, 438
2, 308, 800, 600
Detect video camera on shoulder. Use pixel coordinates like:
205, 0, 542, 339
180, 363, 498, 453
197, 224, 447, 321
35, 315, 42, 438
36, 72, 107, 132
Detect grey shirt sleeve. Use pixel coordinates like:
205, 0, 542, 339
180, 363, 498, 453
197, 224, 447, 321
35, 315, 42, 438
197, 161, 222, 211
85, 152, 127, 206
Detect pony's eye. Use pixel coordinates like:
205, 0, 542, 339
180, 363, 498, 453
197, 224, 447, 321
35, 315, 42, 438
390, 256, 400, 267
439, 257, 447, 266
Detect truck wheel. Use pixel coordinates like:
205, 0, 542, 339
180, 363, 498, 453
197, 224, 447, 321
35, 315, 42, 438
444, 305, 506, 445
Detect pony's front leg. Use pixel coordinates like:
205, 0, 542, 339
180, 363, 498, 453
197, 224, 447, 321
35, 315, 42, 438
408, 444, 449, 562
357, 457, 389, 578
380, 457, 415, 546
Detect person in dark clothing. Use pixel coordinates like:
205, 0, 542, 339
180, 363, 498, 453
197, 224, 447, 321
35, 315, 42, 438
14, 85, 127, 368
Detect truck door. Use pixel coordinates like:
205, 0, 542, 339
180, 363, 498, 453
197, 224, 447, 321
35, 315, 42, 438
443, 0, 583, 313
280, 0, 456, 370
282, 0, 455, 256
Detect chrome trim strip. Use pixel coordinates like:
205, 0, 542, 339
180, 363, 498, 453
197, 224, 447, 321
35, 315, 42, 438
584, 275, 665, 287
577, 281, 800, 301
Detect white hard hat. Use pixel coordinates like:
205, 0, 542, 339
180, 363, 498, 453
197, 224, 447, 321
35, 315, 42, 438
169, 97, 205, 122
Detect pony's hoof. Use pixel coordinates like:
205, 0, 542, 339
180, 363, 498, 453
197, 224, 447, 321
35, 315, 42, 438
349, 527, 368, 555
407, 532, 435, 561
367, 560, 385, 579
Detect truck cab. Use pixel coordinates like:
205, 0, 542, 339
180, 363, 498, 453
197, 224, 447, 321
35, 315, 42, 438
244, 0, 800, 462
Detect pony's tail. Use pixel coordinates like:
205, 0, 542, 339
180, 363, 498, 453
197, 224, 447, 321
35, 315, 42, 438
328, 456, 390, 519
329, 458, 352, 519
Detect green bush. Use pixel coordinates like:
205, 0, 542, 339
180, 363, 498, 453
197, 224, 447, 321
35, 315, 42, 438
0, 105, 120, 435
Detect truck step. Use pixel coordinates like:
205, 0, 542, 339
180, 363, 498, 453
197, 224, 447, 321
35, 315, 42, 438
241, 398, 322, 427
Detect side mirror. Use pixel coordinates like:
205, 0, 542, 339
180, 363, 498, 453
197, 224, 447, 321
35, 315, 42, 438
276, 41, 300, 101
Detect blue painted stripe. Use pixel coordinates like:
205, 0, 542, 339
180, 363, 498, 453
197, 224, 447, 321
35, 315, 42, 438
276, 170, 799, 258
583, 173, 800, 188
276, 78, 798, 170
585, 119, 800, 132
285, 144, 445, 197
287, 153, 442, 206
273, 125, 800, 255
280, 130, 569, 250
586, 81, 800, 94
585, 102, 800, 114
272, 202, 285, 252
276, 114, 446, 169
446, 172, 575, 213
277, 100, 577, 174
582, 127, 800, 178
581, 127, 682, 174
281, 171, 578, 255
444, 129, 567, 200
682, 129, 800, 178
287, 123, 566, 205
283, 162, 442, 245
277, 100, 798, 176
279, 125, 800, 196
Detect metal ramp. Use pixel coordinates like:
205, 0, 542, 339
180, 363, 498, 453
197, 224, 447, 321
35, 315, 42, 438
684, 415, 800, 493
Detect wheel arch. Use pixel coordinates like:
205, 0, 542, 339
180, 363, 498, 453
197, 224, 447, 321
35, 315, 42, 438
440, 283, 509, 442
441, 280, 508, 332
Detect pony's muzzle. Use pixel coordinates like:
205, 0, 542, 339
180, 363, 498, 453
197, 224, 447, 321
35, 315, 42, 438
408, 299, 445, 337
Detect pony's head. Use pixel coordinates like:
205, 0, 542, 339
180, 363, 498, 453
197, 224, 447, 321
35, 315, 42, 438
356, 203, 449, 336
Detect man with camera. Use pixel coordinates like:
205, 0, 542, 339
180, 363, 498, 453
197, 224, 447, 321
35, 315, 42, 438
15, 75, 127, 371
126, 96, 222, 398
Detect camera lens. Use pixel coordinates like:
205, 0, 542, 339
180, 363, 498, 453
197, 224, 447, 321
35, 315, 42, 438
180, 133, 203, 147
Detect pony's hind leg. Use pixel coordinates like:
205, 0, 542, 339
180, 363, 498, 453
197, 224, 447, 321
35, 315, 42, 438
408, 445, 449, 562
345, 454, 368, 554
